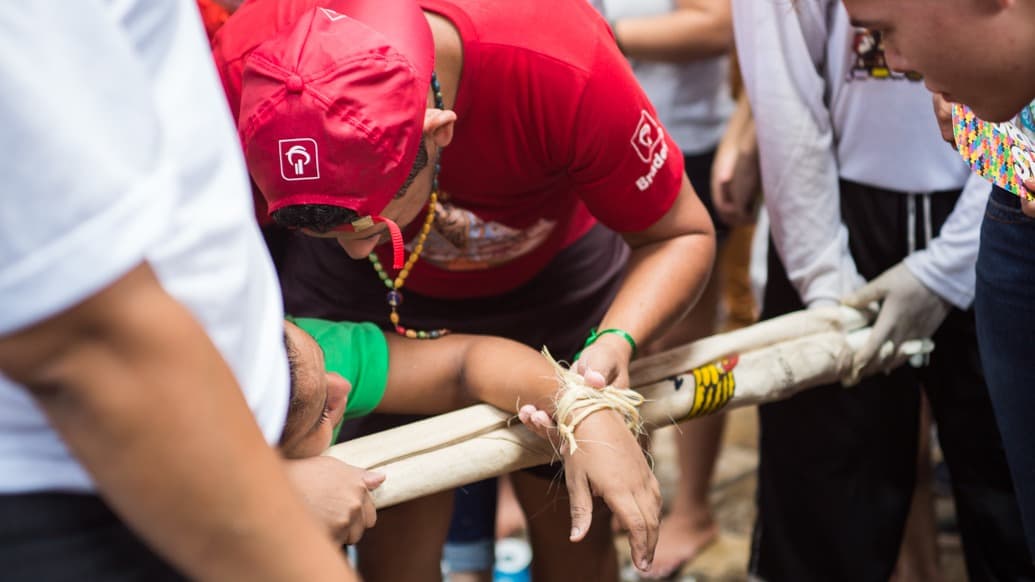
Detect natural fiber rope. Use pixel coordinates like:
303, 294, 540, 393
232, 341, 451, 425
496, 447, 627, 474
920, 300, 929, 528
542, 348, 645, 454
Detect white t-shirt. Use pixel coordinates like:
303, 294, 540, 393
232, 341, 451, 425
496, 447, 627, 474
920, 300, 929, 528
733, 0, 986, 309
0, 1, 288, 493
594, 0, 733, 155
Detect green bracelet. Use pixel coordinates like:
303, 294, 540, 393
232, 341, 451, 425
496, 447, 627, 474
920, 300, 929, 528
576, 327, 638, 360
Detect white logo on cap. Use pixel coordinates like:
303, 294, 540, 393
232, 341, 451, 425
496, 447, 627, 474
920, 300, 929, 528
630, 110, 663, 163
279, 138, 320, 181
319, 7, 349, 22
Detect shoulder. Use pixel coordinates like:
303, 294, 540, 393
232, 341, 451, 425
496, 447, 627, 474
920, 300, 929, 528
428, 0, 615, 77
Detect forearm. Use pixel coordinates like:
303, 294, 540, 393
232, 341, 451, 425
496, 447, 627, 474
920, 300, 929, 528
729, 93, 756, 154
604, 225, 715, 358
460, 337, 562, 414
0, 265, 353, 582
712, 92, 757, 183
613, 3, 732, 62
718, 93, 751, 150
382, 334, 559, 415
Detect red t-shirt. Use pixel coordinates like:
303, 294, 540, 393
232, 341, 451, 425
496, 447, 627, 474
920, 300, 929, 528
214, 0, 683, 297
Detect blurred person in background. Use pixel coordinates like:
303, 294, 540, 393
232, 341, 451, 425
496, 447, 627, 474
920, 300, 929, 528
733, 0, 1034, 579
841, 0, 1035, 561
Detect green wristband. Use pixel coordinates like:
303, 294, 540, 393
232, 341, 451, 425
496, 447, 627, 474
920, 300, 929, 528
577, 327, 638, 360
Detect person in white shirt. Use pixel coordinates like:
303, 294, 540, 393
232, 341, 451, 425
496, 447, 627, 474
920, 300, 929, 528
838, 0, 1035, 561
0, 2, 357, 579
732, 0, 1034, 579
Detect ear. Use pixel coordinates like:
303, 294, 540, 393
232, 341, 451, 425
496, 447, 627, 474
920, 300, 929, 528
423, 108, 457, 148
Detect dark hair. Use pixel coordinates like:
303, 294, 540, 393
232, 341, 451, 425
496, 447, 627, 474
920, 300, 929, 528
271, 140, 429, 232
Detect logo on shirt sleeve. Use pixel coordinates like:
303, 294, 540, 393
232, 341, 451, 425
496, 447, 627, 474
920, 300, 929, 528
631, 110, 664, 163
279, 138, 320, 181
318, 7, 349, 22
631, 110, 670, 191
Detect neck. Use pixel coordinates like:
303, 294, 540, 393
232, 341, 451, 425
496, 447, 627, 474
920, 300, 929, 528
424, 11, 462, 110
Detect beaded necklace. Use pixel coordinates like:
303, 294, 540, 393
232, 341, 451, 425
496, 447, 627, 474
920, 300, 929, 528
367, 72, 450, 340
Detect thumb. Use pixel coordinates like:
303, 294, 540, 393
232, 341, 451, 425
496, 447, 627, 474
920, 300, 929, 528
362, 471, 386, 489
851, 311, 895, 379
851, 330, 882, 380
575, 362, 607, 388
565, 472, 593, 542
842, 278, 885, 310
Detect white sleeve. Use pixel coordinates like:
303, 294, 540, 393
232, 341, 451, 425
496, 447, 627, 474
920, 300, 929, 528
0, 3, 175, 334
904, 172, 988, 310
732, 0, 865, 307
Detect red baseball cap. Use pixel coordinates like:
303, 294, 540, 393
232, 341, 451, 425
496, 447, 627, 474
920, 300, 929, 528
236, 0, 434, 267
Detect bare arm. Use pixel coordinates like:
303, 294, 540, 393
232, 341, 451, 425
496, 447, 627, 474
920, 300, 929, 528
377, 334, 559, 415
579, 175, 717, 389
0, 263, 354, 582
612, 0, 732, 62
711, 91, 761, 226
378, 330, 661, 570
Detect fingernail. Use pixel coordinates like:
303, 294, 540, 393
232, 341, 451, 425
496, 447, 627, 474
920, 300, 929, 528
640, 559, 651, 570
570, 526, 580, 538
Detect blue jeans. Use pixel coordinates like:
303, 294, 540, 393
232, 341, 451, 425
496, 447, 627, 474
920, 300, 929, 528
443, 479, 498, 572
976, 185, 1035, 557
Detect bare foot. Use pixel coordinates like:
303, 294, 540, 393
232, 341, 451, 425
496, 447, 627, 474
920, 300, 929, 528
640, 512, 718, 579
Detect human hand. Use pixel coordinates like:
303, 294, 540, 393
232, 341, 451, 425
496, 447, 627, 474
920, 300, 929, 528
574, 333, 633, 389
932, 92, 956, 147
711, 121, 760, 226
518, 403, 557, 445
284, 456, 385, 544
841, 262, 951, 382
517, 405, 660, 572
1021, 178, 1035, 218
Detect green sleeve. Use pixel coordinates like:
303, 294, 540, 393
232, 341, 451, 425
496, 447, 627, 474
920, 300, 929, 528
288, 317, 390, 439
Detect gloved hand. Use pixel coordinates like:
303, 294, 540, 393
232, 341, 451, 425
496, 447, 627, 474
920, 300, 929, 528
841, 262, 951, 383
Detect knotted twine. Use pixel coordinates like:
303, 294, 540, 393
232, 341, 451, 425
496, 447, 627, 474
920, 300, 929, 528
541, 347, 646, 454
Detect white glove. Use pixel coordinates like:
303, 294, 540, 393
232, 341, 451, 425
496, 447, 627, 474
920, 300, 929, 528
841, 262, 951, 382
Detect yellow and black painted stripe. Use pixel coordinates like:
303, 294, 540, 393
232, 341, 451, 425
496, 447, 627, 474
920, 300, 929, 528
667, 355, 738, 420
